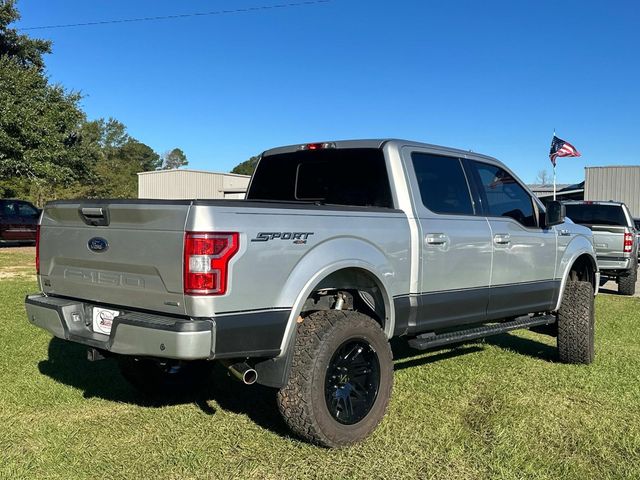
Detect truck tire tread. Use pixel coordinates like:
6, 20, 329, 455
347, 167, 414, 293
277, 310, 393, 447
618, 259, 637, 296
557, 280, 595, 364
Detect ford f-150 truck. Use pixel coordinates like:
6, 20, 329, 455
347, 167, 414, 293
564, 201, 637, 295
26, 139, 599, 447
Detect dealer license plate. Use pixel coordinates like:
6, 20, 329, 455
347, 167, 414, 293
92, 307, 120, 335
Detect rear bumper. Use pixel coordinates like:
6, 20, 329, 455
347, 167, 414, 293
597, 256, 632, 273
25, 294, 289, 361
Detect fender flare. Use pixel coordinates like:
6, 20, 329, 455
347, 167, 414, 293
554, 243, 598, 312
254, 254, 396, 389
279, 259, 395, 353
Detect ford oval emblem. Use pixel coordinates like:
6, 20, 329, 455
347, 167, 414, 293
88, 237, 109, 253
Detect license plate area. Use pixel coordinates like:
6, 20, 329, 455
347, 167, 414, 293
92, 307, 120, 335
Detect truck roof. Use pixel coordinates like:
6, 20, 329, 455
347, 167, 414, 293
563, 200, 626, 207
262, 139, 501, 164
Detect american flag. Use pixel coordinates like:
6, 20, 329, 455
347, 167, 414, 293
549, 135, 581, 166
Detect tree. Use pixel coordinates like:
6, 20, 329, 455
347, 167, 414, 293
0, 0, 51, 70
0, 56, 90, 202
0, 1, 163, 204
85, 120, 161, 198
161, 148, 188, 170
231, 155, 259, 176
0, 1, 91, 204
120, 141, 161, 172
535, 169, 551, 185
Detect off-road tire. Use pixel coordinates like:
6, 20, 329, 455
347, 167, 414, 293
557, 280, 595, 364
618, 258, 637, 296
277, 310, 393, 447
118, 357, 213, 395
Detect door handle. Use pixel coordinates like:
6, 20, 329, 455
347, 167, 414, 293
425, 233, 449, 246
559, 229, 571, 236
493, 233, 511, 245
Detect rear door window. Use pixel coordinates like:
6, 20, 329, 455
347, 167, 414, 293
411, 153, 474, 215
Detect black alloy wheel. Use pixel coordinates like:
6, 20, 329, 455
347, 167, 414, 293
324, 338, 381, 425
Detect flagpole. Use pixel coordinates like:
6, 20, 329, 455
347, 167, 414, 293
552, 128, 556, 201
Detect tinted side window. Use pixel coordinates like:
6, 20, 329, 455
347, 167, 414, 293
471, 161, 537, 227
411, 153, 474, 215
16, 202, 37, 217
1, 201, 17, 217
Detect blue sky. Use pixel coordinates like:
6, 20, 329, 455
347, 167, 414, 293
16, 0, 640, 183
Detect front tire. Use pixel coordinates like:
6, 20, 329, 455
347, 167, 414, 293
557, 280, 595, 364
277, 310, 393, 447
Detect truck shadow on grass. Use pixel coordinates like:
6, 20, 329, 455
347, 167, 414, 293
390, 332, 557, 370
39, 332, 557, 439
38, 338, 293, 437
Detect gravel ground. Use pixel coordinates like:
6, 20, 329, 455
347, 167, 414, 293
600, 277, 640, 298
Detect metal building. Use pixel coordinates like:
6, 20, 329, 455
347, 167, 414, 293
137, 169, 251, 200
584, 166, 640, 217
528, 182, 585, 205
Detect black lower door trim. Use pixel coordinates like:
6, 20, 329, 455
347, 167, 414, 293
487, 280, 559, 320
395, 280, 560, 336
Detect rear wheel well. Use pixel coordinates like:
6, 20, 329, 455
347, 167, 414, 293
300, 268, 389, 333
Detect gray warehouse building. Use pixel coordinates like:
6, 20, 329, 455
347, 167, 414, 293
584, 166, 640, 217
138, 169, 251, 200
529, 165, 639, 216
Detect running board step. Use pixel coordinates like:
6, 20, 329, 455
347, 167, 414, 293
407, 315, 556, 351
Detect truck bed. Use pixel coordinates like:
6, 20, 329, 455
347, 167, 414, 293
38, 199, 411, 318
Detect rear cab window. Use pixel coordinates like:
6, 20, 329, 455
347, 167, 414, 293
565, 204, 628, 226
247, 148, 394, 208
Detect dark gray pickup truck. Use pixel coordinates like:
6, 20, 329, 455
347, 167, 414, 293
26, 139, 598, 447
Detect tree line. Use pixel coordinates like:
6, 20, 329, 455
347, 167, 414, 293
0, 0, 188, 206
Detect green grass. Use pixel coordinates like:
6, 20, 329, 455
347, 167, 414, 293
1, 266, 640, 478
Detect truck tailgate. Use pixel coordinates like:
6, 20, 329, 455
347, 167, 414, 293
39, 201, 190, 315
590, 225, 626, 258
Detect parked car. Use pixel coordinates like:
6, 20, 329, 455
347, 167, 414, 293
564, 201, 638, 295
0, 199, 40, 245
26, 139, 598, 447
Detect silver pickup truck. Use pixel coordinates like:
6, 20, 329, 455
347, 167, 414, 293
564, 201, 638, 295
26, 139, 599, 447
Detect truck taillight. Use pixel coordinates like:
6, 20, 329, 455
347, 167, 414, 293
35, 225, 41, 274
184, 232, 239, 295
624, 232, 634, 253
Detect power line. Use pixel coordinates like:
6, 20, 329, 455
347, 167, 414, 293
19, 0, 332, 31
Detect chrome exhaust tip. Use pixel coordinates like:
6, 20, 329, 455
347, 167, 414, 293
221, 361, 258, 385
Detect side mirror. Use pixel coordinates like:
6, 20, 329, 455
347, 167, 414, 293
545, 201, 565, 227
